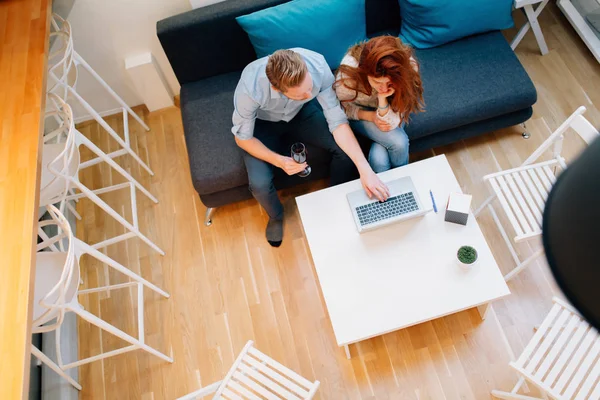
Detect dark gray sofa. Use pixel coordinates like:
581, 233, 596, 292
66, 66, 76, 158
157, 0, 537, 220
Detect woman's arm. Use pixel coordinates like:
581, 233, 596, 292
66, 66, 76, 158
375, 90, 401, 128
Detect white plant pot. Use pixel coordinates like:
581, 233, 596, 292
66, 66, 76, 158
456, 247, 478, 270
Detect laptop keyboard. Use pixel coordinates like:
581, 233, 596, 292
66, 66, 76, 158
356, 192, 419, 226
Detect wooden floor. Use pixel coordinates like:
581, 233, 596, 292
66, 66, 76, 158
74, 4, 600, 399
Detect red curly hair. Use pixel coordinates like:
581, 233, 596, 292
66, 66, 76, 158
336, 36, 424, 123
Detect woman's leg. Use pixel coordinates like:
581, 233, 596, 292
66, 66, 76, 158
350, 120, 410, 172
368, 143, 392, 173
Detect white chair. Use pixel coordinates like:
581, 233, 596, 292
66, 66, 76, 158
511, 0, 550, 56
47, 13, 154, 176
40, 93, 164, 254
32, 205, 173, 391
178, 340, 320, 400
492, 297, 600, 399
475, 106, 599, 281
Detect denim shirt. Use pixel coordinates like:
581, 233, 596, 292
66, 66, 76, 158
232, 48, 348, 140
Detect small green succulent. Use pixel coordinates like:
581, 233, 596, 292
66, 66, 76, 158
457, 246, 478, 264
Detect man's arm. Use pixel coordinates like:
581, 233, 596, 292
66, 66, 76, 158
232, 85, 307, 175
331, 123, 390, 201
235, 137, 307, 176
316, 68, 390, 201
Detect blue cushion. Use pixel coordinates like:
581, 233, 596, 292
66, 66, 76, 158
398, 0, 514, 49
236, 0, 367, 68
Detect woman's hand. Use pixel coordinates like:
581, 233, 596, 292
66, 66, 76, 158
360, 110, 393, 132
377, 86, 395, 100
373, 117, 393, 132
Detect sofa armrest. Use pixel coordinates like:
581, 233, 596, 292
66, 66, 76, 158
179, 72, 251, 195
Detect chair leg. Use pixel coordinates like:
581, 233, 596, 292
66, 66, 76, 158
38, 223, 60, 252
176, 381, 223, 400
62, 82, 154, 176
491, 377, 542, 400
474, 194, 496, 217
205, 207, 216, 226
488, 205, 522, 267
523, 3, 549, 55
69, 179, 165, 255
68, 188, 79, 203
74, 51, 150, 132
510, 17, 530, 51
69, 304, 173, 364
76, 132, 158, 204
77, 239, 169, 298
31, 344, 82, 391
65, 200, 82, 220
491, 390, 542, 400
504, 248, 544, 282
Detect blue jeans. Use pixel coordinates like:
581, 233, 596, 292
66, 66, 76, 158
243, 100, 357, 220
350, 120, 409, 173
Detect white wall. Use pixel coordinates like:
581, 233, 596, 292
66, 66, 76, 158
67, 0, 211, 119
190, 0, 228, 9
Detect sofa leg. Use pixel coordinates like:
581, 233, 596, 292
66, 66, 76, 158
521, 122, 531, 139
205, 207, 216, 226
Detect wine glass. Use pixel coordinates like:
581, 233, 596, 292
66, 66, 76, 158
291, 142, 311, 178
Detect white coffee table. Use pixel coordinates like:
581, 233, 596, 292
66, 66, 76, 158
296, 155, 510, 359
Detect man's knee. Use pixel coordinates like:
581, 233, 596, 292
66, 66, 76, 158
248, 174, 275, 195
245, 156, 275, 195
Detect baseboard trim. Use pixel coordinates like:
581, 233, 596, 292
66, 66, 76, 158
73, 107, 124, 124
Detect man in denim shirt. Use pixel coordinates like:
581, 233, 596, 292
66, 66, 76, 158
233, 48, 389, 247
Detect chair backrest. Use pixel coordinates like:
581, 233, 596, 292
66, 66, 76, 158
48, 13, 76, 98
40, 94, 79, 208
214, 341, 320, 400
523, 106, 599, 167
33, 205, 78, 333
510, 297, 600, 400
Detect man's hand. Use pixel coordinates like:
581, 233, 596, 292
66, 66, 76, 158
277, 155, 308, 176
360, 169, 390, 201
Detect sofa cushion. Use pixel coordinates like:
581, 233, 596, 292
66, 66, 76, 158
236, 0, 367, 68
398, 0, 514, 49
180, 72, 332, 196
157, 0, 402, 84
406, 31, 537, 140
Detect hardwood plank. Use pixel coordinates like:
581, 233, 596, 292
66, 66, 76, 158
73, 6, 600, 399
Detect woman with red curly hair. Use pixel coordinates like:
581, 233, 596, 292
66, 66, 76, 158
335, 36, 424, 172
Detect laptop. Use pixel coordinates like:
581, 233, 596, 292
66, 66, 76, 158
347, 176, 432, 233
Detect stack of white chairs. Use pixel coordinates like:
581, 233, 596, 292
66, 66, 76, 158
33, 13, 173, 391
40, 94, 163, 254
47, 13, 153, 176
33, 205, 172, 391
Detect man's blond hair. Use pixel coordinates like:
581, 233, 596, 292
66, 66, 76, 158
265, 50, 307, 92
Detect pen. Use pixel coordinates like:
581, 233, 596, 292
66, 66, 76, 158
430, 190, 438, 213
